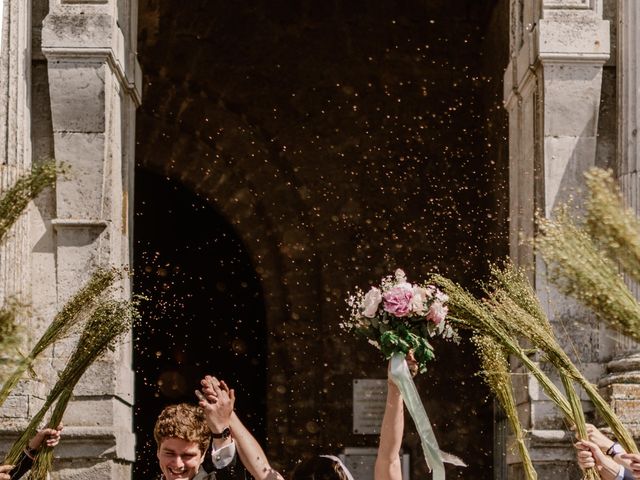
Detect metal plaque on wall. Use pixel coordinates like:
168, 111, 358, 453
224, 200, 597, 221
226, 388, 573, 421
352, 379, 387, 434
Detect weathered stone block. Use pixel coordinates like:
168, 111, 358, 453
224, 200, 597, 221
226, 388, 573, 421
543, 64, 603, 137
51, 458, 131, 480
42, 12, 114, 51
544, 136, 598, 213
50, 425, 135, 462
49, 62, 106, 133
62, 397, 133, 435
54, 132, 106, 219
538, 18, 610, 58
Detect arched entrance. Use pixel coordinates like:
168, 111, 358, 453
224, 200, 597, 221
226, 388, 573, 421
136, 1, 508, 477
132, 170, 267, 478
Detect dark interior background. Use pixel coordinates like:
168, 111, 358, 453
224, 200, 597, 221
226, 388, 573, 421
133, 170, 266, 477
135, 1, 509, 478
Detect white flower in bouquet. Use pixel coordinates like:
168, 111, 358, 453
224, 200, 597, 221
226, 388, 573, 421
343, 268, 459, 373
427, 300, 448, 325
410, 286, 430, 315
362, 287, 382, 317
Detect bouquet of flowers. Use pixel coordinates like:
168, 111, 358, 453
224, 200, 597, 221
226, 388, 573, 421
344, 269, 459, 372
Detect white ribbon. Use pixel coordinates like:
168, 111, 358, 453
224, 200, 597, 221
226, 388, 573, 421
389, 353, 466, 479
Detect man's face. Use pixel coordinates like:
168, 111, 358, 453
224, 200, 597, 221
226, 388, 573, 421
157, 437, 205, 480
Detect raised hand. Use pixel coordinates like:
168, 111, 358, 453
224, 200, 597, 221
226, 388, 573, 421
197, 375, 235, 435
575, 440, 623, 480
406, 350, 419, 377
583, 424, 617, 452
28, 424, 63, 451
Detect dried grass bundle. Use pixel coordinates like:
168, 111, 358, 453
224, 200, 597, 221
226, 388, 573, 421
585, 168, 640, 284
486, 263, 638, 454
0, 162, 58, 243
0, 268, 119, 407
0, 300, 23, 383
431, 275, 572, 419
559, 374, 599, 480
473, 334, 537, 480
536, 211, 640, 344
4, 298, 138, 467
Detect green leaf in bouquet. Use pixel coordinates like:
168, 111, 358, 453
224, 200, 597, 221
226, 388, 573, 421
380, 330, 411, 358
414, 338, 435, 371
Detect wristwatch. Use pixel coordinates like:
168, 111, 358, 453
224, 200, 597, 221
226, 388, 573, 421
24, 446, 38, 458
211, 427, 231, 440
606, 442, 623, 457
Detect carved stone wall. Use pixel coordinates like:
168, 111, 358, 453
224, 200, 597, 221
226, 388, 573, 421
597, 0, 640, 441
0, 1, 142, 479
502, 0, 640, 478
11, 0, 635, 478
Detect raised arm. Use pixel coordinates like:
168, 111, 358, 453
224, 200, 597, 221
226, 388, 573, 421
200, 376, 284, 480
5, 425, 63, 480
375, 354, 417, 480
228, 411, 284, 480
374, 376, 404, 480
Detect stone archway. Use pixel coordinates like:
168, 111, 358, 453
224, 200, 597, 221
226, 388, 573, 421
136, 107, 327, 472
136, 1, 509, 477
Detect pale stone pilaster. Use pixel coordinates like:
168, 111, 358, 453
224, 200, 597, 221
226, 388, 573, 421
0, 0, 33, 304
0, 0, 46, 432
598, 0, 640, 440
505, 0, 610, 477
0, 0, 4, 55
34, 1, 141, 478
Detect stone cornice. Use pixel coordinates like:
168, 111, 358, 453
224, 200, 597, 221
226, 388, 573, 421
504, 14, 610, 105
41, 45, 142, 106
535, 18, 610, 64
598, 351, 640, 388
0, 426, 135, 461
51, 218, 109, 229
41, 11, 142, 106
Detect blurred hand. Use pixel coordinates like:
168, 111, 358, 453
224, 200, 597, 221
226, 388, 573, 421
576, 441, 599, 471
0, 465, 14, 480
28, 424, 63, 451
582, 424, 616, 452
388, 351, 419, 378
621, 453, 640, 477
406, 351, 419, 377
576, 440, 623, 480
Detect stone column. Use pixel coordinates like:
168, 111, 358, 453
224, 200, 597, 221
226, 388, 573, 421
0, 0, 45, 433
35, 1, 140, 478
0, 0, 33, 303
504, 0, 610, 477
0, 0, 4, 55
598, 0, 640, 440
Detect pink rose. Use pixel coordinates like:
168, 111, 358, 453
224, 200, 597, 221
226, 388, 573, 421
361, 287, 382, 317
426, 300, 448, 325
383, 285, 413, 317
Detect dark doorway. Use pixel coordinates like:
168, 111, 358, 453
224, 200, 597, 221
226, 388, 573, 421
132, 169, 267, 478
